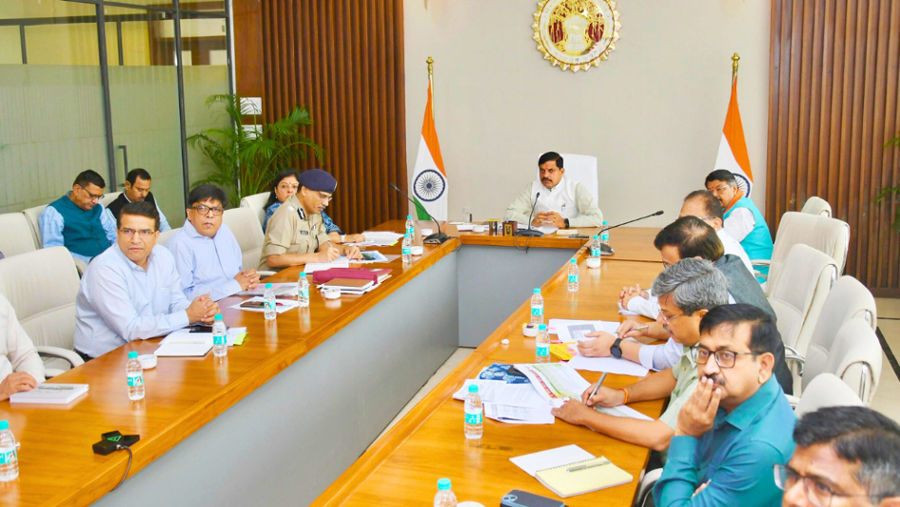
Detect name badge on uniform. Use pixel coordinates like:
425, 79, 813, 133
299, 230, 309, 236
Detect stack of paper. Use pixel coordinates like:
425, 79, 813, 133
10, 383, 89, 405
547, 319, 650, 377
346, 231, 404, 247
303, 257, 351, 273
155, 330, 213, 356
231, 296, 300, 314
236, 282, 295, 297
452, 379, 554, 424
513, 363, 591, 402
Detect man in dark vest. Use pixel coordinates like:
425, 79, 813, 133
39, 169, 117, 264
106, 168, 171, 231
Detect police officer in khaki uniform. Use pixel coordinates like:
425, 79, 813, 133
259, 169, 361, 270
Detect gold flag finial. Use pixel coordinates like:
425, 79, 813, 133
731, 52, 740, 79
426, 56, 434, 78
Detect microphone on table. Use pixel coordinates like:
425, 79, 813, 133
388, 183, 451, 244
597, 210, 664, 254
515, 192, 543, 237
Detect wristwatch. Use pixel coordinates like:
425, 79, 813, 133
610, 338, 624, 359
564, 218, 570, 228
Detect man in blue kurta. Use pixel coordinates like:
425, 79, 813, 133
705, 170, 773, 279
653, 303, 796, 506
39, 169, 117, 264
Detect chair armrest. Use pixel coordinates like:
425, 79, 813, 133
36, 345, 84, 369
784, 346, 805, 377
784, 393, 800, 410
73, 258, 88, 276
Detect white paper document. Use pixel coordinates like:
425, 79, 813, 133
594, 404, 654, 421
510, 444, 595, 477
566, 355, 650, 377
484, 403, 554, 424
231, 296, 300, 313
452, 379, 546, 407
516, 223, 558, 235
10, 383, 89, 405
345, 231, 404, 247
548, 319, 620, 341
303, 257, 351, 273
513, 363, 592, 401
155, 330, 213, 357
236, 282, 295, 297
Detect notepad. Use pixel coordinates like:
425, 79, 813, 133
155, 330, 213, 357
534, 456, 633, 498
10, 383, 89, 405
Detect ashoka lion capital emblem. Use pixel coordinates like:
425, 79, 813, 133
533, 0, 621, 72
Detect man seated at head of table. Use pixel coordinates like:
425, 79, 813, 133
263, 169, 364, 244
259, 168, 362, 271
39, 169, 117, 265
73, 201, 219, 360
0, 293, 45, 401
552, 258, 726, 453
166, 184, 259, 301
653, 303, 795, 507
106, 168, 172, 232
705, 169, 773, 279
779, 406, 900, 507
503, 151, 603, 229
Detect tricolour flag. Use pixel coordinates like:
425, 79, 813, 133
714, 73, 754, 196
410, 77, 447, 221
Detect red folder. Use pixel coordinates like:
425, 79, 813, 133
311, 268, 392, 284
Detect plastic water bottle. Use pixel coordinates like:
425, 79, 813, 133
536, 323, 550, 362
405, 214, 416, 237
568, 258, 579, 292
434, 478, 458, 507
212, 313, 227, 358
402, 233, 412, 264
0, 420, 18, 482
600, 220, 610, 246
263, 282, 276, 320
126, 351, 144, 401
530, 288, 544, 325
464, 384, 483, 440
297, 271, 310, 308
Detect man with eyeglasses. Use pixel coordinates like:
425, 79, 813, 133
778, 406, 900, 507
653, 303, 796, 507
74, 201, 219, 360
167, 184, 259, 301
106, 168, 172, 232
705, 169, 773, 277
39, 169, 117, 265
259, 168, 361, 271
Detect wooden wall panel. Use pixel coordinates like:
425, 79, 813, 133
768, 0, 900, 294
256, 0, 407, 234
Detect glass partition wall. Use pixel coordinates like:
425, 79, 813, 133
0, 0, 232, 227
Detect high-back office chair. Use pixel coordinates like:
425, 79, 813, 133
767, 244, 838, 364
239, 192, 270, 228
794, 373, 863, 417
22, 204, 47, 248
223, 207, 266, 272
0, 212, 39, 257
757, 211, 849, 294
0, 247, 83, 377
802, 318, 882, 403
157, 227, 179, 246
800, 196, 832, 217
99, 191, 121, 208
535, 153, 599, 202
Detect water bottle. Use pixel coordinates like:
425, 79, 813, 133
263, 282, 276, 320
433, 478, 458, 507
587, 235, 603, 269
126, 351, 145, 401
402, 233, 412, 264
530, 288, 544, 325
567, 258, 579, 292
464, 384, 483, 440
212, 313, 227, 358
536, 323, 550, 362
297, 271, 310, 308
0, 420, 18, 482
405, 214, 416, 237
600, 220, 610, 246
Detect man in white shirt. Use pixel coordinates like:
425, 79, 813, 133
74, 201, 219, 360
0, 293, 44, 401
167, 184, 259, 301
504, 151, 603, 228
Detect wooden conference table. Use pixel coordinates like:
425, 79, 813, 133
0, 224, 661, 506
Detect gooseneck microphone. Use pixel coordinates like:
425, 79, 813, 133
596, 210, 664, 254
515, 192, 543, 237
389, 183, 451, 244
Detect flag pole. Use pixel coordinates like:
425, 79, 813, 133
731, 52, 740, 81
426, 56, 435, 119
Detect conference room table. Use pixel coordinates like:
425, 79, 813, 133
0, 223, 662, 506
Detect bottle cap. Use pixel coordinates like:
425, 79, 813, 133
533, 288, 541, 294
128, 351, 138, 359
593, 235, 599, 239
407, 215, 412, 219
437, 478, 452, 490
266, 283, 273, 288
602, 220, 608, 225
0, 420, 8, 431
570, 258, 576, 263
214, 314, 223, 321
299, 272, 306, 277
468, 384, 478, 393
538, 323, 547, 330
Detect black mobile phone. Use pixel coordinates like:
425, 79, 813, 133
240, 300, 267, 309
500, 489, 565, 507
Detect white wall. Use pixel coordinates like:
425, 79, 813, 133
403, 0, 770, 227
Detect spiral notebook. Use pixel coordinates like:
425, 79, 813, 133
511, 444, 633, 498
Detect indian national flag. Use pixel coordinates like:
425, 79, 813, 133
714, 74, 754, 196
410, 78, 447, 221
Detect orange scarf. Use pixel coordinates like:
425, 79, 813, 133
724, 189, 744, 213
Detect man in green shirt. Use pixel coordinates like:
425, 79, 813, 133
552, 258, 727, 453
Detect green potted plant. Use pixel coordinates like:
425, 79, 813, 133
875, 132, 900, 232
187, 94, 323, 206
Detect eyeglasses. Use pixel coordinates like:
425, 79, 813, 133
77, 184, 103, 202
773, 464, 871, 507
119, 228, 156, 238
191, 205, 224, 216
659, 311, 684, 324
710, 184, 731, 194
691, 345, 757, 368
316, 191, 333, 203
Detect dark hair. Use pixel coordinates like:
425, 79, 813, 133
73, 169, 106, 189
699, 303, 781, 355
705, 169, 737, 187
538, 151, 563, 168
265, 169, 301, 208
118, 200, 160, 231
653, 216, 724, 261
188, 184, 227, 207
126, 168, 152, 185
794, 406, 900, 503
684, 190, 724, 220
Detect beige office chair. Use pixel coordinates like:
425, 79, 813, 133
767, 243, 838, 364
800, 196, 832, 217
535, 153, 599, 202
157, 227, 180, 246
0, 212, 39, 257
22, 204, 47, 248
239, 192, 270, 228
0, 246, 83, 377
801, 318, 882, 403
794, 373, 863, 417
757, 211, 849, 293
99, 191, 122, 208
223, 207, 268, 273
